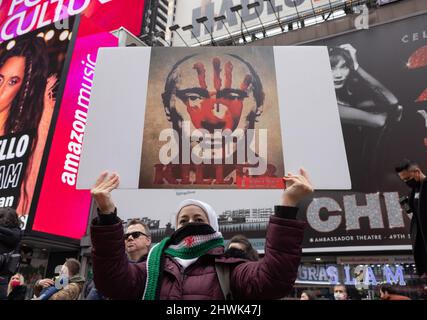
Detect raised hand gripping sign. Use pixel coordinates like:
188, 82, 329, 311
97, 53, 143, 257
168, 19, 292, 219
77, 46, 351, 190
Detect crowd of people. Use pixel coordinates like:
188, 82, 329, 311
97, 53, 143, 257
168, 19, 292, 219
0, 159, 426, 300
298, 284, 412, 300
2, 269, 417, 300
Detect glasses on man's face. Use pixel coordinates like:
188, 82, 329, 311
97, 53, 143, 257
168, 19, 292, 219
124, 231, 148, 240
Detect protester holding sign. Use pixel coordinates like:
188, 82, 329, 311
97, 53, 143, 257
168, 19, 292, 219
89, 169, 312, 300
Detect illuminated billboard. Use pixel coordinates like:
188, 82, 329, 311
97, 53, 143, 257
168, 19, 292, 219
172, 0, 346, 46
0, 0, 146, 239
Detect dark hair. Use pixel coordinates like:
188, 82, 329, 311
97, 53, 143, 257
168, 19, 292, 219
0, 37, 49, 213
0, 208, 21, 229
227, 234, 259, 261
328, 47, 355, 71
333, 284, 348, 292
395, 159, 419, 173
301, 290, 317, 300
380, 284, 400, 295
0, 37, 48, 134
64, 258, 81, 277
126, 219, 151, 237
333, 284, 352, 297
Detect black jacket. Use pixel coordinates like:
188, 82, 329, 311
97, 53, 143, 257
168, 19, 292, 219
0, 226, 21, 299
0, 226, 21, 254
7, 285, 27, 300
408, 179, 427, 273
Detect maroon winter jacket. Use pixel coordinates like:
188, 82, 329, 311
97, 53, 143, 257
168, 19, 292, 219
91, 212, 305, 300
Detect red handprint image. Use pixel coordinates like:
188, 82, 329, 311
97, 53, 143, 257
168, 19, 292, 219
162, 53, 265, 137
175, 57, 253, 133
140, 48, 285, 189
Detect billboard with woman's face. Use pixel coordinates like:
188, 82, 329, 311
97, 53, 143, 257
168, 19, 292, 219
0, 0, 146, 239
297, 13, 427, 252
0, 19, 75, 224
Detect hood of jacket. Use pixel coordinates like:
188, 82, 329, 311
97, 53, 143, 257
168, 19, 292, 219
69, 275, 86, 284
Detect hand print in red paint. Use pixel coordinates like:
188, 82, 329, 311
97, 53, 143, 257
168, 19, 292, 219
175, 57, 253, 133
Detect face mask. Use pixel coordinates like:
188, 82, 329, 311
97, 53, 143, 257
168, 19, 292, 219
405, 178, 420, 190
334, 292, 346, 300
171, 222, 215, 244
10, 280, 21, 288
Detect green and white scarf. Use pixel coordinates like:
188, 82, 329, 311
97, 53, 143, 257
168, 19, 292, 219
143, 223, 224, 300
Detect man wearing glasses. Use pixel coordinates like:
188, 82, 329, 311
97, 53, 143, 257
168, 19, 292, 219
86, 219, 151, 299
395, 159, 427, 280
124, 220, 152, 263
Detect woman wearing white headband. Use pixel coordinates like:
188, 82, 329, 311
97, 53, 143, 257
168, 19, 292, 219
90, 169, 312, 300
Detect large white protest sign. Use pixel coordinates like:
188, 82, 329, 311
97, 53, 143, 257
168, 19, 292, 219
77, 46, 350, 190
